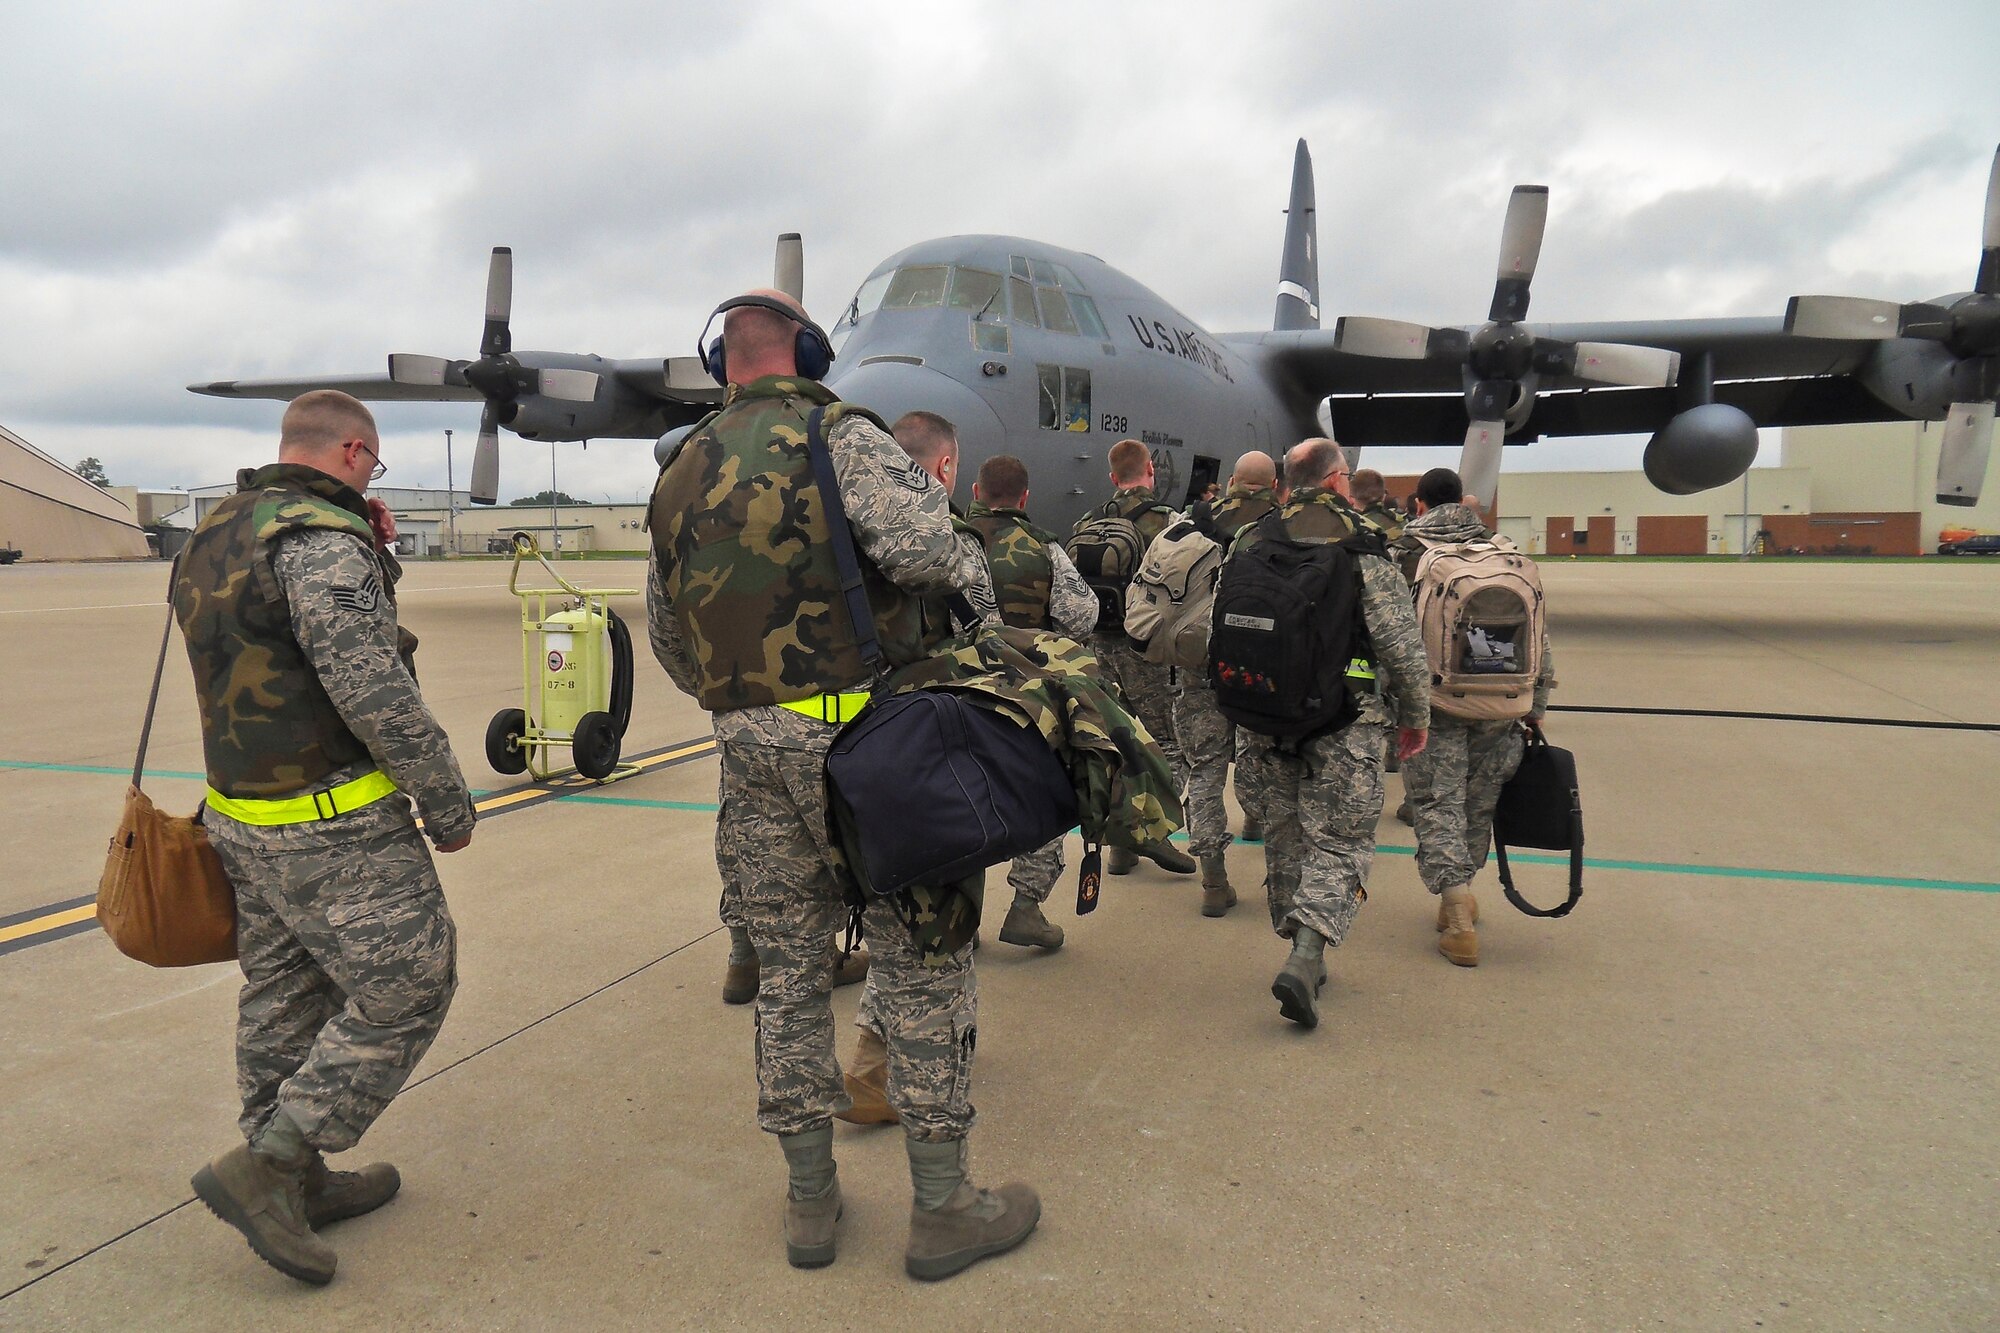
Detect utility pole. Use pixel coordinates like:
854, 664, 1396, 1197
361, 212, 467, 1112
550, 442, 560, 555
444, 428, 456, 557
1740, 460, 1751, 560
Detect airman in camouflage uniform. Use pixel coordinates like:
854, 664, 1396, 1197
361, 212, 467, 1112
1229, 440, 1430, 1029
1071, 438, 1195, 877
647, 295, 1037, 1279
177, 391, 475, 1286
1392, 468, 1556, 967
1175, 450, 1282, 913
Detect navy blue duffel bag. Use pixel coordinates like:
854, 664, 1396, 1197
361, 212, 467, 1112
826, 689, 1078, 898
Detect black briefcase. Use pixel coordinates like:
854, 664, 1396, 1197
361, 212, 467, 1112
827, 689, 1079, 898
1491, 725, 1583, 918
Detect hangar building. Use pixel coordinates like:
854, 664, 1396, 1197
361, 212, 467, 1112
0, 424, 151, 562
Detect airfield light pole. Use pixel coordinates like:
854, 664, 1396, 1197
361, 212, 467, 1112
444, 428, 456, 557
550, 442, 560, 556
1740, 463, 1751, 560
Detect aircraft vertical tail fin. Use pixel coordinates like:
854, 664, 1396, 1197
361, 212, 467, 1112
1274, 139, 1320, 331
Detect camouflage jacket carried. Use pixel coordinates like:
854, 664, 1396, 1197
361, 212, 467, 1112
648, 377, 934, 711
1207, 483, 1279, 543
172, 464, 391, 799
963, 501, 1056, 630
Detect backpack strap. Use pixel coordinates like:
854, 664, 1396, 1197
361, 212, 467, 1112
804, 407, 881, 668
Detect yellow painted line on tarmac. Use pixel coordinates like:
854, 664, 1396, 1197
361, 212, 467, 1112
468, 737, 717, 816
0, 903, 96, 945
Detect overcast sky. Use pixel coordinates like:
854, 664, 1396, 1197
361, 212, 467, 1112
3, 1, 1997, 502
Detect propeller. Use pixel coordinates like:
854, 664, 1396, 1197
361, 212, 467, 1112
775, 233, 804, 303
1334, 185, 1681, 508
387, 247, 601, 504
1785, 145, 2000, 504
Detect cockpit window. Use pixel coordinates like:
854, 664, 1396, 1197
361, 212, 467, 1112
1008, 276, 1041, 328
882, 265, 949, 309
1027, 258, 1063, 288
834, 271, 893, 333
947, 266, 1004, 314
1036, 286, 1079, 336
1070, 293, 1107, 340
1010, 255, 1031, 280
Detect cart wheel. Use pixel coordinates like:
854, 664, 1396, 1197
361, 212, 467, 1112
573, 711, 621, 781
486, 708, 529, 775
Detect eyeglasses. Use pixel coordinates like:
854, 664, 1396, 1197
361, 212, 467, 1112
350, 440, 387, 482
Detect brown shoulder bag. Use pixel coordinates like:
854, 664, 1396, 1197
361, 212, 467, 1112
96, 589, 237, 966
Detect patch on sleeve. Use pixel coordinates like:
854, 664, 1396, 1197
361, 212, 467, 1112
883, 453, 933, 494
329, 575, 383, 614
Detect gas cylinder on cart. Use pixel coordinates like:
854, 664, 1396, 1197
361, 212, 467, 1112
536, 607, 613, 738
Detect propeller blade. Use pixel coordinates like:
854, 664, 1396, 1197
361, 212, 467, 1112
1332, 316, 1440, 360
775, 233, 805, 303
387, 353, 456, 386
469, 406, 501, 506
1459, 420, 1505, 511
1489, 185, 1548, 322
1783, 295, 1904, 340
1570, 341, 1682, 388
480, 247, 513, 358
1936, 400, 1996, 506
1895, 302, 1956, 341
1979, 145, 2000, 294
537, 368, 601, 403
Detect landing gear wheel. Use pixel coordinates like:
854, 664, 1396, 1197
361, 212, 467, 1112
486, 708, 529, 775
573, 710, 621, 781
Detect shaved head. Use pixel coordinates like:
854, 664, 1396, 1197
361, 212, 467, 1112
1350, 468, 1387, 506
891, 410, 958, 469
720, 288, 809, 365
1230, 450, 1276, 488
1283, 437, 1348, 492
976, 454, 1030, 507
280, 389, 376, 455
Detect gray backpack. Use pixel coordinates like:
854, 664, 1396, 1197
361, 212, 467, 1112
1124, 518, 1223, 670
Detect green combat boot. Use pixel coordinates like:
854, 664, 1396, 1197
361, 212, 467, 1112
302, 1154, 401, 1229
191, 1110, 337, 1285
904, 1138, 1040, 1281
1271, 927, 1327, 1029
779, 1127, 842, 1269
1139, 838, 1197, 875
997, 896, 1064, 950
722, 927, 758, 1005
1239, 815, 1264, 843
1107, 846, 1138, 875
1199, 854, 1236, 918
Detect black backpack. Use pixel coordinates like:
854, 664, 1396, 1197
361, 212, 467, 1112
1066, 499, 1172, 633
1209, 512, 1376, 743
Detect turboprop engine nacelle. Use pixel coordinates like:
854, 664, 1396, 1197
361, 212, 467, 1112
1642, 403, 1759, 495
505, 394, 622, 442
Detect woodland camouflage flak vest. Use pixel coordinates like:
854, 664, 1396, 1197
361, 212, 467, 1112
964, 502, 1055, 630
1209, 484, 1278, 543
648, 378, 928, 712
172, 464, 383, 799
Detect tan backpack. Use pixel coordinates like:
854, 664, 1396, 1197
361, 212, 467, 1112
1123, 517, 1222, 669
1410, 536, 1545, 721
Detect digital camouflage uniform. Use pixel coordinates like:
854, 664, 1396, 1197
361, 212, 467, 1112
1177, 482, 1280, 857
1073, 487, 1185, 781
173, 464, 475, 1155
965, 501, 1099, 905
1393, 503, 1556, 895
647, 375, 990, 1143
1229, 487, 1430, 943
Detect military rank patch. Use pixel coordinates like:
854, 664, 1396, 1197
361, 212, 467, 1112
884, 454, 932, 494
330, 576, 382, 613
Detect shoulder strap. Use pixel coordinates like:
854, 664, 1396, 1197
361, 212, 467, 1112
134, 558, 182, 789
804, 407, 882, 668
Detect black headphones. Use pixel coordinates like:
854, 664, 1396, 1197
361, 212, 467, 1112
697, 295, 835, 387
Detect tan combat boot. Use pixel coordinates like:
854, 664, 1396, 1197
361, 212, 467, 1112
1438, 887, 1479, 967
722, 927, 758, 1005
832, 944, 870, 988
904, 1138, 1040, 1281
997, 896, 1064, 950
1434, 892, 1480, 932
191, 1112, 337, 1285
834, 1027, 899, 1126
302, 1154, 401, 1229
1199, 853, 1237, 918
779, 1127, 842, 1269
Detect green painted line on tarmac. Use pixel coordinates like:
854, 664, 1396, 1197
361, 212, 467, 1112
1369, 844, 2000, 895
564, 795, 721, 813
0, 759, 205, 780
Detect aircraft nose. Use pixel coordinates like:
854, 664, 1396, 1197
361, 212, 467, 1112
824, 358, 1007, 457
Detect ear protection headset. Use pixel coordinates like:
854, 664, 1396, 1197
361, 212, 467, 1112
697, 295, 835, 387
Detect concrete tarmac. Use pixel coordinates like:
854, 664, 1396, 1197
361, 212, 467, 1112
1, 557, 1994, 1329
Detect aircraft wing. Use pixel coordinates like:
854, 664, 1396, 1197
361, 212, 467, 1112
1238, 317, 1902, 443
188, 373, 485, 403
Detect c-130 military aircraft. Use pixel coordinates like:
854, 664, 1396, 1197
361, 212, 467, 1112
192, 140, 2000, 526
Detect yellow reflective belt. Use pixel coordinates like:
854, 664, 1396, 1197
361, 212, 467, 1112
205, 770, 399, 826
777, 691, 872, 724
1344, 658, 1376, 681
